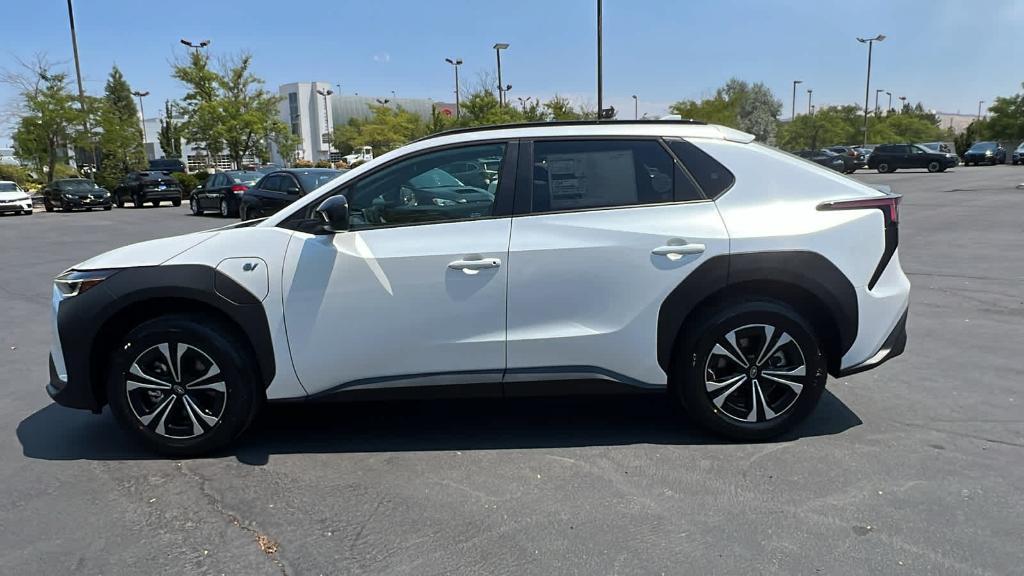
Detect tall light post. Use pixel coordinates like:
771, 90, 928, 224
66, 0, 96, 177
791, 80, 803, 120
316, 87, 333, 161
180, 38, 211, 55
493, 43, 509, 106
856, 34, 886, 147
807, 88, 813, 115
517, 96, 533, 113
445, 58, 463, 119
886, 91, 892, 112
632, 94, 638, 120
977, 100, 985, 120
875, 88, 884, 115
131, 90, 150, 146
596, 0, 604, 119
898, 95, 907, 112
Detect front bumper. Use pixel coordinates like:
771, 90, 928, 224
63, 196, 112, 208
47, 353, 101, 411
0, 200, 32, 212
837, 307, 907, 377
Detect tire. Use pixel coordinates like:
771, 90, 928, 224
133, 194, 143, 208
105, 314, 263, 456
190, 197, 204, 216
876, 162, 889, 173
61, 203, 72, 212
172, 199, 181, 207
23, 210, 32, 215
239, 204, 248, 221
672, 299, 828, 441
103, 205, 112, 211
151, 200, 160, 207
927, 161, 940, 173
86, 207, 93, 211
116, 195, 125, 208
220, 199, 230, 218
44, 200, 53, 213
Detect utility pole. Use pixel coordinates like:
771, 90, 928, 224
66, 0, 97, 177
445, 58, 463, 119
875, 88, 884, 115
632, 94, 638, 120
886, 91, 892, 112
791, 80, 803, 120
596, 0, 603, 120
131, 90, 150, 149
493, 43, 509, 106
807, 89, 813, 115
857, 34, 886, 147
977, 100, 985, 120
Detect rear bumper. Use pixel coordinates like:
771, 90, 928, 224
141, 189, 183, 200
837, 307, 907, 377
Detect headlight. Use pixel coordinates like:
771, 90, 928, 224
63, 193, 75, 199
54, 269, 118, 298
432, 197, 457, 206
985, 150, 992, 156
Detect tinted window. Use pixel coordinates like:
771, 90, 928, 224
261, 175, 283, 192
531, 140, 691, 213
877, 145, 902, 154
668, 139, 735, 198
294, 170, 344, 191
0, 182, 19, 192
345, 143, 504, 228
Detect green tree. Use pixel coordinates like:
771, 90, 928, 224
669, 78, 781, 141
172, 50, 222, 168
983, 86, 1024, 141
268, 121, 301, 167
335, 104, 427, 154
544, 94, 585, 121
215, 54, 283, 169
5, 60, 84, 182
158, 100, 183, 158
96, 66, 146, 189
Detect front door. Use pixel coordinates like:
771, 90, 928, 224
281, 141, 516, 395
505, 138, 730, 387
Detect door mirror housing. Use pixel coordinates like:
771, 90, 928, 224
315, 195, 350, 233
286, 185, 301, 195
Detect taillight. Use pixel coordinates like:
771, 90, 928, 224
818, 193, 901, 289
817, 194, 900, 224
231, 185, 247, 193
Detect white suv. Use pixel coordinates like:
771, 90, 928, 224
47, 121, 909, 455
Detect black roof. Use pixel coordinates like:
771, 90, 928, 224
413, 119, 707, 143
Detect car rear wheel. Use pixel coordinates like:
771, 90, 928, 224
220, 199, 230, 218
190, 197, 204, 216
106, 315, 262, 456
876, 162, 889, 173
172, 199, 181, 207
673, 299, 827, 441
103, 205, 112, 211
44, 200, 53, 212
151, 200, 160, 207
927, 161, 941, 173
133, 194, 143, 208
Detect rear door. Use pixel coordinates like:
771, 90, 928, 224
505, 138, 730, 388
201, 174, 222, 208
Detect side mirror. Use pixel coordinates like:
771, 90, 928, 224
315, 195, 350, 233
286, 185, 301, 195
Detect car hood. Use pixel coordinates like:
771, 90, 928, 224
72, 231, 218, 271
60, 189, 106, 196
0, 191, 29, 201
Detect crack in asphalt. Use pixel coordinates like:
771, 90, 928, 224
175, 462, 289, 576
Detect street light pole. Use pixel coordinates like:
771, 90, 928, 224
977, 100, 985, 120
445, 58, 463, 119
493, 43, 509, 107
875, 88, 884, 115
179, 38, 211, 55
66, 0, 97, 177
316, 87, 334, 162
886, 91, 892, 111
632, 95, 638, 120
596, 0, 603, 120
791, 80, 803, 120
898, 95, 907, 112
131, 90, 150, 147
857, 34, 886, 147
807, 89, 813, 115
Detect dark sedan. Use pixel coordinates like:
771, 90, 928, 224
827, 146, 867, 170
867, 143, 958, 173
189, 170, 263, 217
795, 149, 850, 173
963, 141, 1006, 166
41, 178, 113, 212
239, 168, 346, 220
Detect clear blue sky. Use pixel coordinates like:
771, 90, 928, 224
2, 0, 1022, 143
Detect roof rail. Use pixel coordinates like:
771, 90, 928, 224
412, 119, 708, 143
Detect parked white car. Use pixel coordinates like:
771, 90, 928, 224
47, 121, 909, 455
0, 181, 33, 215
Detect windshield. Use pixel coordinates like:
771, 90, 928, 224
0, 182, 20, 192
913, 145, 934, 153
969, 142, 996, 152
226, 171, 262, 184
296, 170, 345, 191
409, 168, 463, 188
58, 180, 97, 191
818, 149, 838, 157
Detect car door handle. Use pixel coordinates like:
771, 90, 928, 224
652, 242, 705, 257
448, 257, 501, 271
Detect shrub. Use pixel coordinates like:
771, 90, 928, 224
0, 164, 30, 186
170, 172, 199, 194
293, 159, 314, 168
314, 160, 332, 168
194, 171, 210, 183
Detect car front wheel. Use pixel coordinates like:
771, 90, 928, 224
190, 197, 203, 216
927, 161, 941, 173
673, 299, 827, 441
876, 162, 889, 173
106, 315, 262, 456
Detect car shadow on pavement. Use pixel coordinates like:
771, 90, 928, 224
17, 390, 861, 465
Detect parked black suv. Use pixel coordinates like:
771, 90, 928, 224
113, 171, 183, 208
148, 158, 186, 173
962, 141, 1006, 166
239, 168, 345, 220
827, 146, 867, 170
41, 178, 113, 212
867, 143, 958, 173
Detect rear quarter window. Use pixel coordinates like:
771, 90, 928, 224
667, 139, 736, 199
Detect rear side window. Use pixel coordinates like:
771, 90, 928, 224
530, 139, 694, 213
667, 140, 735, 199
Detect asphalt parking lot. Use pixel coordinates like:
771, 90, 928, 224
2, 165, 1022, 575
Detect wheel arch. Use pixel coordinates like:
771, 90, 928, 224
658, 252, 858, 378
